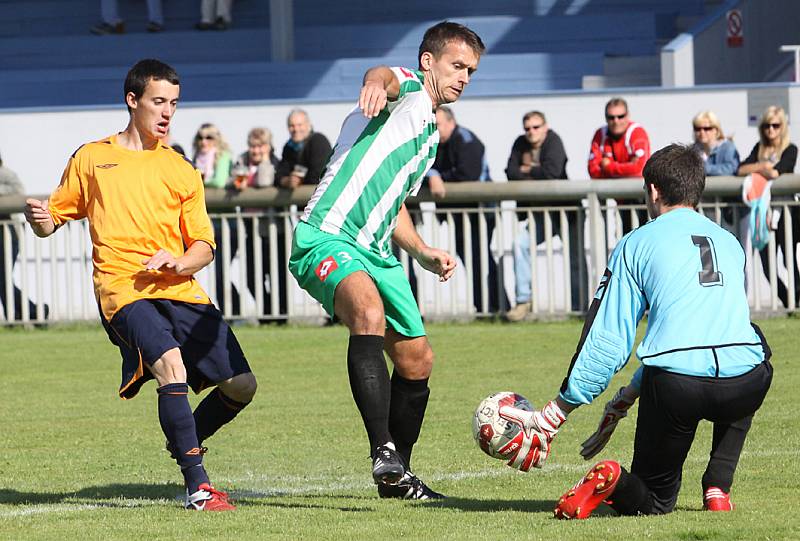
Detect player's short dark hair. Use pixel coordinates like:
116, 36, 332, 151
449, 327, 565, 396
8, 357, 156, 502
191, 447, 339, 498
123, 59, 179, 110
418, 21, 485, 65
643, 144, 706, 207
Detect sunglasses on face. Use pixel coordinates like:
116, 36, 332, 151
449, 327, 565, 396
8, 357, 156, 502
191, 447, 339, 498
762, 123, 782, 130
199, 134, 215, 140
524, 124, 543, 131
606, 113, 627, 121
694, 126, 715, 132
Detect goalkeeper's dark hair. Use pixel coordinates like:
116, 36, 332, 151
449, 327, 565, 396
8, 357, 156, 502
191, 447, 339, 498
418, 22, 485, 65
124, 59, 180, 112
643, 143, 706, 208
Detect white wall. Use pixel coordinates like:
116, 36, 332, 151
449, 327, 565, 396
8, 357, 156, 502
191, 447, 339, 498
1, 83, 798, 196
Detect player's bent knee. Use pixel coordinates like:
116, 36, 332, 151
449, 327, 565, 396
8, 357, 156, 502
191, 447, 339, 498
349, 306, 386, 335
395, 344, 434, 379
415, 346, 434, 373
219, 372, 257, 403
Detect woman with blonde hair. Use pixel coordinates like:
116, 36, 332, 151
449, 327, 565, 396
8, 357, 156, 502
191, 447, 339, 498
192, 123, 236, 314
192, 123, 232, 189
692, 110, 739, 175
738, 106, 796, 179
739, 106, 798, 308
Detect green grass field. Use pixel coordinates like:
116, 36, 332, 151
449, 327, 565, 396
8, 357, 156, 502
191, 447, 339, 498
1, 319, 798, 540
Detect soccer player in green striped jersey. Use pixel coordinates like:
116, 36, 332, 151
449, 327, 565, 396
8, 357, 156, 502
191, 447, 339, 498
289, 22, 485, 499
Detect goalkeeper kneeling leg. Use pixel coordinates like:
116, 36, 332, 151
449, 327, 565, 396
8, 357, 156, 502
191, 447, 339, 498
554, 460, 621, 519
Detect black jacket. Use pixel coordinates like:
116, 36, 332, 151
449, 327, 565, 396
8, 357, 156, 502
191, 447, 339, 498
741, 142, 798, 175
505, 130, 568, 181
427, 125, 488, 209
276, 131, 333, 184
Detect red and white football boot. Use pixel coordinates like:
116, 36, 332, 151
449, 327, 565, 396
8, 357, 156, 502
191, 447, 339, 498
554, 460, 621, 519
185, 483, 236, 511
703, 487, 734, 512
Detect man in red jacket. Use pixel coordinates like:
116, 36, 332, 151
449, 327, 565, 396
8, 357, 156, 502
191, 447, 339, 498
588, 97, 651, 233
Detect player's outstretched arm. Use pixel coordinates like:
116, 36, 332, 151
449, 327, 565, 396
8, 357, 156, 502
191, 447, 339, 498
359, 66, 400, 118
25, 198, 56, 238
142, 240, 213, 276
392, 205, 456, 282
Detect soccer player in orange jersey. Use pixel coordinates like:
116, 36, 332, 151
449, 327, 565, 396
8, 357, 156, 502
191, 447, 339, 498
24, 59, 256, 511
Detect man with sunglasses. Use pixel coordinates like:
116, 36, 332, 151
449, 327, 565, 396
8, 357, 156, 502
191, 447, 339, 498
588, 97, 651, 233
505, 111, 583, 320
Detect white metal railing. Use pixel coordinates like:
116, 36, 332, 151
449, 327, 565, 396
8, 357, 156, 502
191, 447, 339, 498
5, 176, 800, 324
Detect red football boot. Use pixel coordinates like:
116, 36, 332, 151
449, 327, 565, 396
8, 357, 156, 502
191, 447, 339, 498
185, 483, 236, 511
554, 460, 621, 519
703, 487, 734, 511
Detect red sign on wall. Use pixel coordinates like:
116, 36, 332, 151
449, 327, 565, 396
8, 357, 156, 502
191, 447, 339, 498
726, 9, 743, 47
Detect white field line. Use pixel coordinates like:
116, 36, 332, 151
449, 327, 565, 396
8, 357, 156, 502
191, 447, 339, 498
0, 499, 168, 519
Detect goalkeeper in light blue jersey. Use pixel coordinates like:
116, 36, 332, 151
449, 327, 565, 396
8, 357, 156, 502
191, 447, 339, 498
498, 144, 772, 518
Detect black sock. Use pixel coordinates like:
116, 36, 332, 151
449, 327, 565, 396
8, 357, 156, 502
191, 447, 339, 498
608, 466, 652, 516
388, 372, 430, 469
347, 335, 392, 455
157, 383, 210, 493
193, 387, 251, 446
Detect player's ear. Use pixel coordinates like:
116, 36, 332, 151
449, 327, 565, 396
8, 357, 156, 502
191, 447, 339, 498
125, 91, 138, 111
647, 183, 661, 203
419, 51, 434, 71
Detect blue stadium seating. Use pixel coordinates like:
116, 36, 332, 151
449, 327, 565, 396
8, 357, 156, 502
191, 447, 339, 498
0, 0, 707, 108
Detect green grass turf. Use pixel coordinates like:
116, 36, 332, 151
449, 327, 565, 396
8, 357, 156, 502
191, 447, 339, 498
0, 319, 798, 540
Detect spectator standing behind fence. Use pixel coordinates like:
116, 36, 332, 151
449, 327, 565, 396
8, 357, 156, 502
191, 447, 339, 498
192, 123, 238, 314
91, 0, 164, 34
425, 106, 508, 314
230, 128, 287, 316
0, 153, 47, 322
193, 123, 232, 188
691, 110, 742, 237
738, 106, 798, 308
588, 97, 651, 234
505, 111, 582, 321
196, 0, 234, 30
276, 109, 332, 189
692, 111, 740, 176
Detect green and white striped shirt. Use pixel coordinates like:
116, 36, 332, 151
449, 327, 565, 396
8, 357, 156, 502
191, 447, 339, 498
301, 67, 438, 258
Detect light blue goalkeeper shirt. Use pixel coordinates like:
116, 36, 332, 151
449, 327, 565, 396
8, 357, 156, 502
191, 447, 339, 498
560, 207, 767, 405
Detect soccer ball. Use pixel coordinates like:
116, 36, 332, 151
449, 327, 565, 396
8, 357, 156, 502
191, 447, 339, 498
472, 391, 533, 460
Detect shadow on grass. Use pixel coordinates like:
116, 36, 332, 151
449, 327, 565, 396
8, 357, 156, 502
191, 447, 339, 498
422, 496, 557, 513
239, 500, 375, 513
0, 483, 183, 505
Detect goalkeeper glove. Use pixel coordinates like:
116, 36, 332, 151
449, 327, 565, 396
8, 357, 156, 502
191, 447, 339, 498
503, 428, 550, 471
580, 387, 637, 460
500, 399, 567, 442
498, 400, 567, 471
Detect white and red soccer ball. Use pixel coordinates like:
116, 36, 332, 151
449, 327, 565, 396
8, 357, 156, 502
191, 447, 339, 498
472, 391, 534, 460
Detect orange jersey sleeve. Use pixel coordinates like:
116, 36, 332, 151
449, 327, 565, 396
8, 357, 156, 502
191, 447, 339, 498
180, 169, 216, 251
49, 147, 89, 225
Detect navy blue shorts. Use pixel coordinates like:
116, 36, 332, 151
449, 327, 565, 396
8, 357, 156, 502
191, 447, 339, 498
101, 299, 251, 399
